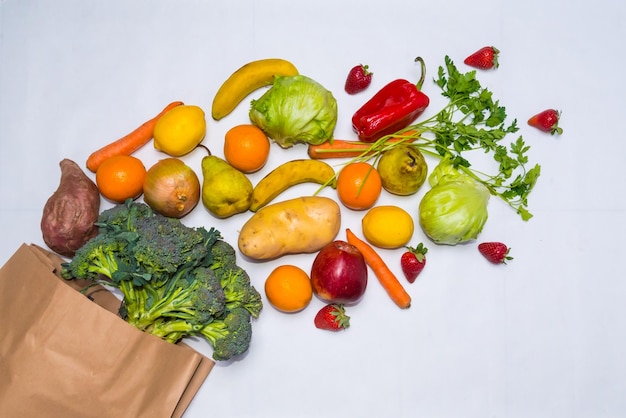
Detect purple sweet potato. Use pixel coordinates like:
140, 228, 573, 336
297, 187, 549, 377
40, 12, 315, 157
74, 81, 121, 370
41, 159, 101, 257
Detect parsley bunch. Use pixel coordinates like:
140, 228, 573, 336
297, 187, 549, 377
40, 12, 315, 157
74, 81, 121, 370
338, 56, 541, 220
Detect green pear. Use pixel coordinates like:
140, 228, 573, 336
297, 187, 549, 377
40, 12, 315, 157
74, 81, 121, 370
377, 145, 428, 196
201, 155, 253, 218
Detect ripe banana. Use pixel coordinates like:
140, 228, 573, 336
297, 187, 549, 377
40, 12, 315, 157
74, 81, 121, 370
250, 159, 337, 212
211, 58, 299, 120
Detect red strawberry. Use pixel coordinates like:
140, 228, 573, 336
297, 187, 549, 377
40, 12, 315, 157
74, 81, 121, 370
314, 304, 350, 331
478, 242, 513, 264
400, 243, 428, 283
464, 46, 500, 69
344, 64, 373, 94
528, 109, 563, 135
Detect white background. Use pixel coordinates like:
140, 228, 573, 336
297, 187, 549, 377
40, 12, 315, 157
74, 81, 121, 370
2, 1, 625, 417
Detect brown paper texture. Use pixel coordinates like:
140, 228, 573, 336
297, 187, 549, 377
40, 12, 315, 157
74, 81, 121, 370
0, 243, 214, 418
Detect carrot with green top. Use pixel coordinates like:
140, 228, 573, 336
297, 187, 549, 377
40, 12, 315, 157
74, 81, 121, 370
346, 228, 411, 309
86, 101, 184, 173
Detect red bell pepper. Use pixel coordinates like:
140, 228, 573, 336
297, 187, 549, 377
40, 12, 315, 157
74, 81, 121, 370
351, 57, 430, 143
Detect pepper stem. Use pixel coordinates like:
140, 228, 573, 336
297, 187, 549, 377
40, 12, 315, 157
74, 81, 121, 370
414, 56, 426, 91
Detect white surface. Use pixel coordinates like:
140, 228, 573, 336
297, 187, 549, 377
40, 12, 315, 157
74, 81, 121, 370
1, 1, 625, 417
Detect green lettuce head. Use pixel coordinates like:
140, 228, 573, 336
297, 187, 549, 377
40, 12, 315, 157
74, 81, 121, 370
418, 157, 490, 245
249, 75, 338, 148
427, 155, 471, 187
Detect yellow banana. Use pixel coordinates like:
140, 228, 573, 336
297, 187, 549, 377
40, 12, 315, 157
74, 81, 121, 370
250, 159, 337, 212
211, 58, 299, 120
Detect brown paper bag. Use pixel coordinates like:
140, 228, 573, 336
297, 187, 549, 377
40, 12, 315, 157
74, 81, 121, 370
0, 243, 214, 418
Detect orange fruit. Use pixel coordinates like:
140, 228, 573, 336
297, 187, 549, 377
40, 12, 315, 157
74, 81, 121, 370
264, 265, 313, 313
96, 155, 147, 203
223, 124, 270, 173
336, 161, 382, 210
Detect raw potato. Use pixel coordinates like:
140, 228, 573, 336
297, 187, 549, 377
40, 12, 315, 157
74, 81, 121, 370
41, 159, 101, 257
238, 196, 341, 260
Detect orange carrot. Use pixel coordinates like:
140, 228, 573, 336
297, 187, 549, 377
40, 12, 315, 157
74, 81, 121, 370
346, 228, 411, 309
86, 101, 184, 173
308, 139, 389, 159
307, 130, 419, 160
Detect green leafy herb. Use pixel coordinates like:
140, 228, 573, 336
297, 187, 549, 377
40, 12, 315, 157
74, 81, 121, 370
325, 55, 541, 220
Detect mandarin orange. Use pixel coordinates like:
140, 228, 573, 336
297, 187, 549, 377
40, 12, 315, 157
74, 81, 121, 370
223, 124, 270, 173
336, 161, 382, 210
264, 265, 313, 313
95, 155, 146, 203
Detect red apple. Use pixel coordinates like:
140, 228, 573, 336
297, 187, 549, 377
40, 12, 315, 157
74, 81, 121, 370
310, 240, 368, 304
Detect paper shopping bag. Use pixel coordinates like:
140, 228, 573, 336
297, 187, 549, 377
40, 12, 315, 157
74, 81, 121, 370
0, 243, 214, 418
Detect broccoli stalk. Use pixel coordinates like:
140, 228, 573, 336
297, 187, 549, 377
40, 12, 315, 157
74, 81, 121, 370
128, 266, 226, 332
146, 317, 205, 344
148, 306, 253, 361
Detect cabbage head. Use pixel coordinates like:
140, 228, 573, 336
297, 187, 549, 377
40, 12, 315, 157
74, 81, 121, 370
249, 75, 337, 148
418, 157, 490, 245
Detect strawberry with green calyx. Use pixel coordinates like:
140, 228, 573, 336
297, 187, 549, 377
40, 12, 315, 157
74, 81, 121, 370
401, 243, 428, 283
464, 46, 500, 69
314, 304, 350, 331
528, 109, 563, 135
478, 242, 513, 264
345, 64, 373, 94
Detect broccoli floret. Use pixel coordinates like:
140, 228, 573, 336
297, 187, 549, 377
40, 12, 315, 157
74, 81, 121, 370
96, 199, 153, 234
177, 266, 226, 320
208, 240, 263, 318
60, 233, 134, 282
209, 239, 238, 282
200, 307, 252, 361
220, 266, 263, 318
210, 239, 237, 266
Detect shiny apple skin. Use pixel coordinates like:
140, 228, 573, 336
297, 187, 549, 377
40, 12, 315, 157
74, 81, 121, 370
310, 240, 368, 304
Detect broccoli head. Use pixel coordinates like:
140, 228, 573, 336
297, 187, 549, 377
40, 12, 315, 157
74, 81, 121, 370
200, 307, 253, 361
62, 199, 261, 360
93, 201, 222, 285
130, 215, 218, 285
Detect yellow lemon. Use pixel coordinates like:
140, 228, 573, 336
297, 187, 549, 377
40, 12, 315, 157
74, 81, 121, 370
153, 105, 206, 157
361, 205, 414, 249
